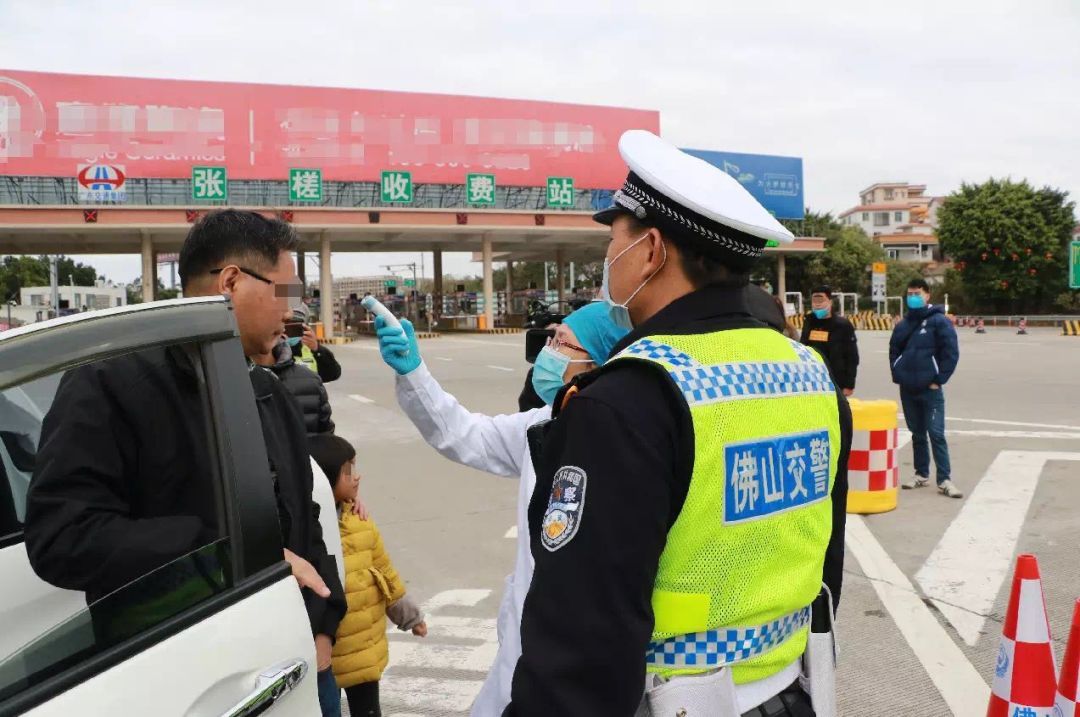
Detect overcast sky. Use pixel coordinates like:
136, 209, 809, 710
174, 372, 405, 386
3, 0, 1078, 284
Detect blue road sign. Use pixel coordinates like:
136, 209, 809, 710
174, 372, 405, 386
682, 149, 804, 220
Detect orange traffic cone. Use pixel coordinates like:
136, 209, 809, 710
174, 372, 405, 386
1056, 600, 1080, 717
987, 554, 1057, 716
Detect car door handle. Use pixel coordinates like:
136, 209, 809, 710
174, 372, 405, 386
219, 658, 308, 717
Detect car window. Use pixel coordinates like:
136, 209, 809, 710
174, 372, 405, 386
0, 382, 54, 544
0, 345, 232, 697
0, 539, 231, 703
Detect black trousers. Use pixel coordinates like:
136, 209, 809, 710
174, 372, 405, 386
344, 681, 380, 717
744, 681, 815, 717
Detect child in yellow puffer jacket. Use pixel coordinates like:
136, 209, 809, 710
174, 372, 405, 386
309, 434, 426, 717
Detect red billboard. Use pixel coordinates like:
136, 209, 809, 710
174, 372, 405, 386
0, 70, 658, 188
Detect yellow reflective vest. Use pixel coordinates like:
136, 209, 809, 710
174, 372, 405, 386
608, 328, 841, 684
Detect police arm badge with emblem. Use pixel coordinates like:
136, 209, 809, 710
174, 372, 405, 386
541, 466, 587, 552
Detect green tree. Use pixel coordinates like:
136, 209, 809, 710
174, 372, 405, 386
1, 255, 100, 303
805, 226, 887, 296
937, 179, 1076, 313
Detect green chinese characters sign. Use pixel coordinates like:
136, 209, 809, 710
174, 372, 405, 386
466, 173, 496, 206
192, 166, 227, 201
289, 168, 323, 202
546, 177, 574, 208
381, 171, 413, 203
1070, 240, 1080, 290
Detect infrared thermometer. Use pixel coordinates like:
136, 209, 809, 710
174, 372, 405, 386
361, 295, 407, 356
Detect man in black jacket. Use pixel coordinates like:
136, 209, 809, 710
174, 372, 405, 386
25, 209, 346, 709
800, 284, 859, 396
255, 337, 335, 436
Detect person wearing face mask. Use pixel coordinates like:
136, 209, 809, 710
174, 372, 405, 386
504, 131, 852, 717
286, 307, 343, 383
372, 301, 628, 717
889, 278, 961, 498
799, 285, 859, 397
252, 330, 336, 437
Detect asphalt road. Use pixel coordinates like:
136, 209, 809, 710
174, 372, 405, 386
324, 325, 1080, 716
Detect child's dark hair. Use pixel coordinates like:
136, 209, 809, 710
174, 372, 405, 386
308, 434, 356, 488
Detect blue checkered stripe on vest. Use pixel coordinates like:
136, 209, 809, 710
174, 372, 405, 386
790, 339, 820, 364
668, 361, 835, 406
618, 339, 700, 368
646, 605, 812, 669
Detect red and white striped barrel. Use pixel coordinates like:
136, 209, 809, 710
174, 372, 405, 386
846, 399, 899, 514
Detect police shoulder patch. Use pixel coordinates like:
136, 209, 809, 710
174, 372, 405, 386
541, 465, 587, 552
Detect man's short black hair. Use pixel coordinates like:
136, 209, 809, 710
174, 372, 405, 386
308, 433, 356, 489
811, 285, 833, 298
624, 215, 749, 289
179, 209, 301, 290
907, 277, 930, 292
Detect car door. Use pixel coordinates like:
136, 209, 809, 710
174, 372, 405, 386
0, 298, 319, 716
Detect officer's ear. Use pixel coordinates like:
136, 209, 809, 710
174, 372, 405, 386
641, 228, 668, 277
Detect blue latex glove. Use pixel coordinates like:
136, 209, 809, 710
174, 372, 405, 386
375, 316, 422, 375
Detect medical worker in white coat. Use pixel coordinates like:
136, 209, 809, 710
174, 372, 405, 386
373, 302, 628, 716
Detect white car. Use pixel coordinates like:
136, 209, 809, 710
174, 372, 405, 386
0, 297, 342, 716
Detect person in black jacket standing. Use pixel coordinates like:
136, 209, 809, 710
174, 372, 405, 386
800, 285, 859, 396
255, 337, 335, 436
25, 210, 347, 716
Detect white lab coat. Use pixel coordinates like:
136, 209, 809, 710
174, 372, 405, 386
396, 363, 550, 717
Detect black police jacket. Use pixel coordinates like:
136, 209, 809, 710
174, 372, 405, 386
505, 285, 852, 717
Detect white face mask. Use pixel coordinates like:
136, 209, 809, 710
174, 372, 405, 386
601, 232, 667, 330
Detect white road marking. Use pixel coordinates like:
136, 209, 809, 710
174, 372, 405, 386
421, 588, 491, 612
486, 365, 515, 372
504, 525, 518, 539
380, 675, 485, 713
896, 424, 1080, 440
439, 337, 521, 347
433, 356, 453, 362
916, 451, 1080, 646
946, 416, 1080, 431
944, 429, 1080, 440
380, 589, 495, 715
390, 634, 499, 672
845, 516, 989, 714
347, 394, 374, 404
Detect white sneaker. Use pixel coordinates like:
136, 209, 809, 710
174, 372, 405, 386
938, 479, 964, 499
901, 474, 930, 489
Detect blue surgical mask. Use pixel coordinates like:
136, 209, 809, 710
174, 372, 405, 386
906, 294, 927, 310
532, 346, 591, 406
601, 232, 666, 331
287, 336, 302, 348
812, 308, 829, 320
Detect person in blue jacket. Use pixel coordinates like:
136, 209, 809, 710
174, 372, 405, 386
889, 278, 963, 498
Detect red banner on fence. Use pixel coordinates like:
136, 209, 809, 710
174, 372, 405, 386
0, 70, 658, 188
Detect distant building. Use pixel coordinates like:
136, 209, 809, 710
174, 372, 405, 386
839, 182, 943, 263
328, 275, 405, 303
19, 281, 126, 321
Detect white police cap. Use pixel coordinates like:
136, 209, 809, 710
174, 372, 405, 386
594, 130, 794, 261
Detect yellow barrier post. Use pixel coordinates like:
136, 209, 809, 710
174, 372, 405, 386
846, 398, 900, 514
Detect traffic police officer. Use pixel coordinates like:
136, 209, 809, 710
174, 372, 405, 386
504, 131, 851, 717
